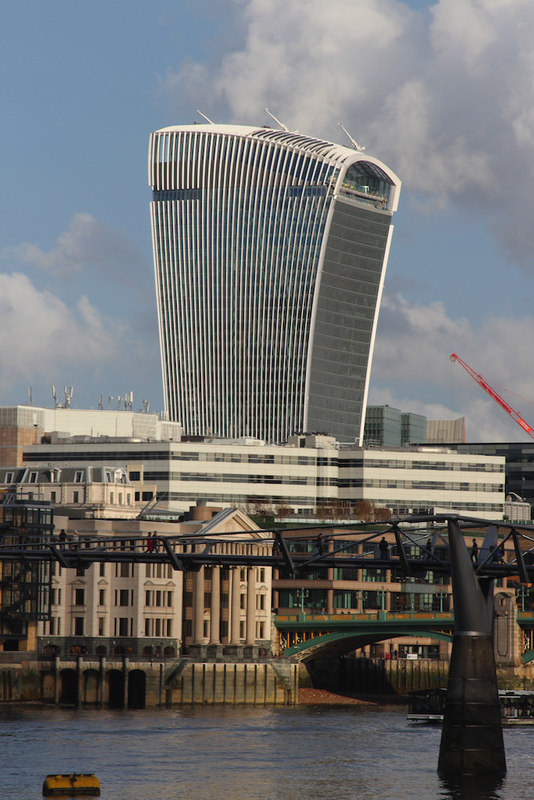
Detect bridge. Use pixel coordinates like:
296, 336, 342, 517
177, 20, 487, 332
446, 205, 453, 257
276, 610, 454, 659
2, 507, 534, 780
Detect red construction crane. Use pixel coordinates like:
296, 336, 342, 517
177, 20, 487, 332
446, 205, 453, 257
450, 352, 534, 440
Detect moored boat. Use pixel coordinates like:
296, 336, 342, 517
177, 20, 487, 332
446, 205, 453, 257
407, 688, 534, 725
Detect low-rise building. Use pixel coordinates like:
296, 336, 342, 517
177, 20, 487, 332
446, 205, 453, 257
38, 506, 272, 660
20, 435, 506, 521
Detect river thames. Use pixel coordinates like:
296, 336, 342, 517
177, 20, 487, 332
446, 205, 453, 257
1, 704, 533, 800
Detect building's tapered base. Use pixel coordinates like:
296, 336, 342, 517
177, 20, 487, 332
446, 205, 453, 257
438, 634, 506, 777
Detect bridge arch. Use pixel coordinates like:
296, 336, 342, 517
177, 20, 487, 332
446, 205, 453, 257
284, 628, 452, 662
285, 629, 452, 691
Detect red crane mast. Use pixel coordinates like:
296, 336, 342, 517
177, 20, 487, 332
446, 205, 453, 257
450, 353, 534, 440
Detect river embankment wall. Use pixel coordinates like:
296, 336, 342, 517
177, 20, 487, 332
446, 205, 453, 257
1, 655, 533, 706
0, 656, 298, 706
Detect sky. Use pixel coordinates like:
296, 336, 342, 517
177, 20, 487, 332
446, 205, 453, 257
2, 0, 534, 442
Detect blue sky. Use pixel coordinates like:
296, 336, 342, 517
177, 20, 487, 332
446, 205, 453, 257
2, 0, 534, 441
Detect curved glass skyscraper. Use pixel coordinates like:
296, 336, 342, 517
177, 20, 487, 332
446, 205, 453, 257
149, 124, 400, 444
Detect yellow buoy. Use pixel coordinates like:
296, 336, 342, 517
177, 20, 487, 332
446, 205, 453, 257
42, 774, 100, 797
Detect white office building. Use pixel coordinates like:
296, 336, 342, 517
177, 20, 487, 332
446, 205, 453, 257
149, 124, 401, 444
21, 436, 505, 521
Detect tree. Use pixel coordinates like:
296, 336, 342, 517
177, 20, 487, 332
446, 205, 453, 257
354, 499, 374, 522
374, 506, 392, 522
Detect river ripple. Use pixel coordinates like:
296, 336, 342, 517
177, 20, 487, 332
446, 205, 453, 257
1, 705, 533, 800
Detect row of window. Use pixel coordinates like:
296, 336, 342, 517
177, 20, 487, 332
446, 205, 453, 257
25, 449, 503, 473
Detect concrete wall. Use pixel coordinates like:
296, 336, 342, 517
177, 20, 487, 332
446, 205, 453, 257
0, 658, 298, 706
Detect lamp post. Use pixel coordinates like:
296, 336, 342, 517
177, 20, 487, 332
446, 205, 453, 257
296, 588, 309, 616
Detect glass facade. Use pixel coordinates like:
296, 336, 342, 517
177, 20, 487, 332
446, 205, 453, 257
149, 124, 400, 443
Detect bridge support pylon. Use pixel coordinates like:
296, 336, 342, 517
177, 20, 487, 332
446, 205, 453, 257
437, 520, 506, 778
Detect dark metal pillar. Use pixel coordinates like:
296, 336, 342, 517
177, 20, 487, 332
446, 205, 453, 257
437, 519, 506, 777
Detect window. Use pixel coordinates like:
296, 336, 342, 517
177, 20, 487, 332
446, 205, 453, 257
74, 617, 84, 636
118, 617, 129, 636
5, 472, 13, 484
73, 491, 79, 503
99, 563, 106, 577
29, 472, 38, 484
117, 589, 129, 606
50, 491, 56, 503
99, 590, 106, 606
166, 619, 172, 637
74, 589, 85, 606
74, 471, 83, 483
98, 618, 105, 636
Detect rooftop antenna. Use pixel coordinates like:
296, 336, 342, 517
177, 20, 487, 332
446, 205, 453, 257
338, 122, 365, 152
98, 394, 104, 411
63, 386, 73, 408
197, 110, 214, 124
265, 108, 290, 132
28, 386, 33, 406
52, 385, 58, 409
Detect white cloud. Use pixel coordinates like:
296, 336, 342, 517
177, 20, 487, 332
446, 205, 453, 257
2, 213, 144, 278
162, 0, 534, 264
0, 273, 120, 392
371, 291, 534, 441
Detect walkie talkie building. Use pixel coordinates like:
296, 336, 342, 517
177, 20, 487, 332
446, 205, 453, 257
149, 124, 400, 444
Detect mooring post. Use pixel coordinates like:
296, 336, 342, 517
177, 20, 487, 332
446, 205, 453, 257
437, 519, 506, 777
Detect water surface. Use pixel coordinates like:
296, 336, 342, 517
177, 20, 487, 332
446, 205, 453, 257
1, 705, 532, 800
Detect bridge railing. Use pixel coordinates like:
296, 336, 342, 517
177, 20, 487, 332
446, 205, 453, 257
275, 611, 454, 624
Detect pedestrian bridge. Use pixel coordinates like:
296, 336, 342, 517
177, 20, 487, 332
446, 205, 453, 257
275, 611, 455, 660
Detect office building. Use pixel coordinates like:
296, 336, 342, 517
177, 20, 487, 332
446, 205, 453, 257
0, 405, 181, 467
149, 124, 401, 444
426, 418, 466, 444
20, 435, 505, 521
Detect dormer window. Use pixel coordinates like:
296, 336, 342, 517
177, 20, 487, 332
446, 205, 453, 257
29, 472, 38, 484
5, 472, 13, 484
74, 471, 84, 483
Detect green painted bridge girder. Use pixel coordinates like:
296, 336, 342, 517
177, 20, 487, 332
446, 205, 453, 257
275, 611, 454, 633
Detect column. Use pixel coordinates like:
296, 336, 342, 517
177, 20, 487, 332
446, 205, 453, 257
327, 537, 334, 614
227, 567, 243, 658
208, 566, 223, 660
244, 567, 258, 660
438, 520, 505, 782
190, 567, 208, 660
